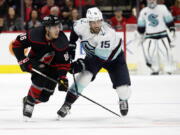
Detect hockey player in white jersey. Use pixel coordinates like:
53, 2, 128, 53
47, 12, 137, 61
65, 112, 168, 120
137, 0, 176, 75
57, 7, 131, 117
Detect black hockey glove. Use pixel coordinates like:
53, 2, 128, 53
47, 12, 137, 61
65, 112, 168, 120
70, 58, 85, 74
69, 43, 76, 60
58, 76, 68, 92
18, 57, 48, 73
31, 60, 48, 73
18, 57, 32, 72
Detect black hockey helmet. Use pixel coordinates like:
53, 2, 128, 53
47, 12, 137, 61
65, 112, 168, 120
42, 15, 61, 27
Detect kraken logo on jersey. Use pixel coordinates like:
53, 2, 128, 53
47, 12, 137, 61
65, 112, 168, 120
81, 41, 95, 56
148, 14, 159, 27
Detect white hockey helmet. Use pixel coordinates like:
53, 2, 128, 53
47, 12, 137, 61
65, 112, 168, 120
147, 0, 157, 9
86, 7, 103, 21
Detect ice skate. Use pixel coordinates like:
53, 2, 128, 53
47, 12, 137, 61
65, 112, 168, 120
57, 103, 71, 119
119, 99, 128, 116
151, 72, 159, 75
23, 96, 34, 120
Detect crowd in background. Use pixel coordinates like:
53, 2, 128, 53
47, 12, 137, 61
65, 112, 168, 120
0, 0, 179, 32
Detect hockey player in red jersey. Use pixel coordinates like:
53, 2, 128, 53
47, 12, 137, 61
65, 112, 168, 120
12, 15, 71, 119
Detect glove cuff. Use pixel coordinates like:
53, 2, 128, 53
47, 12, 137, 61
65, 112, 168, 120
58, 76, 67, 80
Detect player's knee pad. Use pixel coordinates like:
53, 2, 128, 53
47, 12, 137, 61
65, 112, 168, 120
116, 85, 131, 100
69, 70, 93, 95
38, 89, 53, 102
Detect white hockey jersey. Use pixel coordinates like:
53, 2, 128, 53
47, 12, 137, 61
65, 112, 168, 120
73, 18, 122, 61
138, 5, 174, 36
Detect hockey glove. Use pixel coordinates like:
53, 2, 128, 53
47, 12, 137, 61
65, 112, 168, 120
69, 43, 76, 60
69, 58, 85, 74
58, 76, 68, 92
169, 29, 176, 48
18, 57, 32, 72
32, 60, 48, 72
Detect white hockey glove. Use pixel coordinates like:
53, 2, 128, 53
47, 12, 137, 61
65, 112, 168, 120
134, 31, 145, 46
169, 31, 176, 48
167, 26, 176, 48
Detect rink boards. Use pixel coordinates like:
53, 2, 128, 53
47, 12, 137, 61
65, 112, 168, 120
0, 31, 179, 74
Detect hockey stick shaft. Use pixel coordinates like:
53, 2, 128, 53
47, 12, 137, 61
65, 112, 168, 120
79, 93, 121, 117
32, 68, 57, 84
141, 41, 155, 72
70, 59, 121, 118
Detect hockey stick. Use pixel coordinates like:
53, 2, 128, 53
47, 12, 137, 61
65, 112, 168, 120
32, 68, 121, 118
70, 59, 121, 118
141, 42, 156, 72
32, 68, 57, 84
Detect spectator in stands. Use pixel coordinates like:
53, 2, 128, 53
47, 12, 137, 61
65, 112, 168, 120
171, 0, 180, 22
61, 0, 74, 20
71, 8, 80, 22
26, 9, 41, 30
140, 1, 146, 11
158, 0, 172, 9
24, 0, 33, 22
110, 8, 126, 31
61, 8, 80, 30
126, 8, 137, 24
4, 7, 24, 31
61, 0, 74, 30
68, 8, 80, 30
41, 0, 55, 18
0, 16, 5, 32
50, 6, 60, 17
7, 0, 21, 15
33, 0, 46, 9
0, 0, 8, 17
158, 0, 165, 4
74, 0, 95, 8
81, 0, 96, 17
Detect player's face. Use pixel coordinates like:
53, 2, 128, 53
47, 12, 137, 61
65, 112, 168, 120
48, 25, 60, 39
147, 0, 157, 8
89, 20, 102, 34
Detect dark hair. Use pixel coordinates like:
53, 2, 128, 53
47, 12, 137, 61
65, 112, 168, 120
30, 8, 40, 20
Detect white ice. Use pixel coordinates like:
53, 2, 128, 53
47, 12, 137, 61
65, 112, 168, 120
0, 73, 180, 135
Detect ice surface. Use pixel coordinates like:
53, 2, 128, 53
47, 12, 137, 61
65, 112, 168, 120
0, 73, 180, 135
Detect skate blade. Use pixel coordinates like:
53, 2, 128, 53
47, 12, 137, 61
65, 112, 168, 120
56, 115, 64, 121
23, 116, 31, 122
56, 111, 71, 120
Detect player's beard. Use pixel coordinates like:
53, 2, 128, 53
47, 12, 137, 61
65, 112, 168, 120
90, 27, 101, 34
